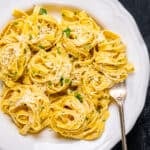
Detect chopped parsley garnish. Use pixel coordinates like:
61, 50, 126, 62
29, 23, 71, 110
60, 77, 71, 85
39, 45, 44, 49
57, 47, 61, 54
32, 71, 36, 76
60, 76, 64, 86
29, 34, 32, 40
69, 80, 72, 86
48, 81, 52, 87
85, 44, 92, 50
37, 25, 41, 29
65, 78, 70, 84
75, 93, 83, 103
63, 27, 71, 37
39, 8, 47, 15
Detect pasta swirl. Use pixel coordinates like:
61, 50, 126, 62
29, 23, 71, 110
49, 95, 109, 140
61, 10, 101, 58
0, 6, 134, 140
0, 85, 50, 135
0, 6, 60, 51
0, 42, 31, 87
94, 30, 134, 82
26, 48, 72, 94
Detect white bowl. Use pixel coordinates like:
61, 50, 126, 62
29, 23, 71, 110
0, 0, 149, 150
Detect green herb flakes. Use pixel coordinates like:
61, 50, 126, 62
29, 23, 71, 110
29, 34, 32, 40
39, 8, 47, 15
85, 44, 92, 50
37, 25, 41, 29
39, 45, 44, 49
48, 81, 52, 87
75, 93, 83, 103
32, 71, 36, 76
65, 78, 70, 84
63, 27, 71, 37
57, 47, 61, 54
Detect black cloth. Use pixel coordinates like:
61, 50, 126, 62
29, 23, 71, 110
113, 0, 150, 150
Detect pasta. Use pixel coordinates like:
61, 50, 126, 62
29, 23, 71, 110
0, 6, 134, 140
49, 95, 108, 140
1, 85, 50, 135
0, 42, 31, 87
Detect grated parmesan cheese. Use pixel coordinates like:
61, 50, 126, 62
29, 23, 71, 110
16, 89, 35, 106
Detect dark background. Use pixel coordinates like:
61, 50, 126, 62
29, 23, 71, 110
113, 0, 150, 150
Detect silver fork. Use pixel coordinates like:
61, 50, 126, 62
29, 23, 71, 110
109, 81, 127, 150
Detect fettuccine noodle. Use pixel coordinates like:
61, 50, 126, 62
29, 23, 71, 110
1, 84, 50, 134
0, 6, 134, 140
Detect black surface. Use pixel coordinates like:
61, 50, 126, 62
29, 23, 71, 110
113, 0, 150, 150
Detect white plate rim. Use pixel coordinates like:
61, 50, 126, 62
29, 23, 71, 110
0, 0, 149, 150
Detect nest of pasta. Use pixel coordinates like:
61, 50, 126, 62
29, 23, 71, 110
0, 6, 134, 140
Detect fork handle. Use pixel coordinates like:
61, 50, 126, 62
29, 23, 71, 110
118, 102, 127, 150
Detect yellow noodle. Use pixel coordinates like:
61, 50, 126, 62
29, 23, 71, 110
0, 6, 134, 140
0, 84, 50, 135
0, 42, 31, 87
49, 95, 109, 140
